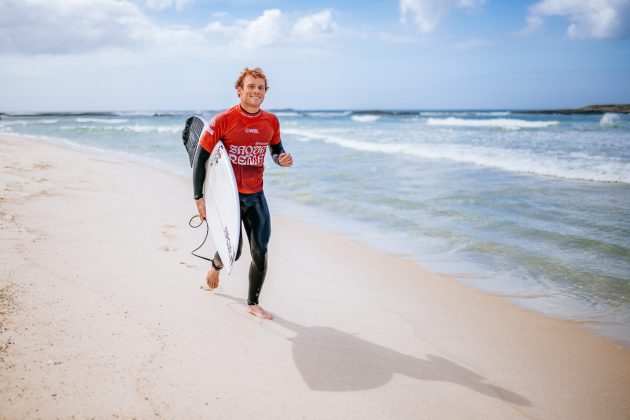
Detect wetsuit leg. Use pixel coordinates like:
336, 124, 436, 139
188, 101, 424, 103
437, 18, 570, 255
240, 192, 271, 305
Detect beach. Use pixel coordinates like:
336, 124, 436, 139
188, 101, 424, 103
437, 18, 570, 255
3, 110, 628, 344
1, 134, 629, 418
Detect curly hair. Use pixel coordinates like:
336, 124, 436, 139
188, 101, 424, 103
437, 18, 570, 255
235, 67, 269, 91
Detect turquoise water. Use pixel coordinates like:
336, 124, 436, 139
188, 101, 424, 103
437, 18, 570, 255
2, 110, 629, 344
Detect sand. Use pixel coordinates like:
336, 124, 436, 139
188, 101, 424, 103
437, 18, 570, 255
1, 134, 629, 419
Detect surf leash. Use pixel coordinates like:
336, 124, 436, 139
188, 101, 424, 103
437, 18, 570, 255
188, 215, 213, 262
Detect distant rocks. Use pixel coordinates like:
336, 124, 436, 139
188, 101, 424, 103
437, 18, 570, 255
519, 104, 630, 115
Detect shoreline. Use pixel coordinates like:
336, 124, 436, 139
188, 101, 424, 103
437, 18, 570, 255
5, 130, 630, 346
1, 134, 629, 418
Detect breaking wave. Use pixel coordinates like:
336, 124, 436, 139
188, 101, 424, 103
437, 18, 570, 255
284, 128, 629, 184
351, 114, 381, 123
61, 124, 180, 133
600, 113, 621, 128
75, 118, 129, 124
427, 117, 558, 129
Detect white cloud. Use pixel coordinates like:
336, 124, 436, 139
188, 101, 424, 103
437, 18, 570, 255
522, 0, 630, 38
0, 3, 339, 58
240, 9, 286, 49
512, 15, 544, 36
0, 0, 204, 55
144, 0, 193, 11
291, 10, 337, 38
205, 9, 339, 49
204, 21, 231, 33
399, 0, 485, 33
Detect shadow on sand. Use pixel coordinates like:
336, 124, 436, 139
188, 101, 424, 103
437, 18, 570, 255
215, 293, 530, 405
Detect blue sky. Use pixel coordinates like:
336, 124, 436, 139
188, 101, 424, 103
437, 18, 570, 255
0, 0, 629, 111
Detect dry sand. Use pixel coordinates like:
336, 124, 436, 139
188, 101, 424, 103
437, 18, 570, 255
1, 134, 629, 419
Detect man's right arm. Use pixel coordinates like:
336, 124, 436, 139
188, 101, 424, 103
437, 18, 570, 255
193, 145, 210, 219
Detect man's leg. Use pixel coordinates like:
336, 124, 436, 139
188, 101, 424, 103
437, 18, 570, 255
241, 192, 272, 319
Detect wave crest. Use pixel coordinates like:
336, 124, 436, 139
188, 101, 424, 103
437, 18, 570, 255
284, 128, 628, 184
600, 113, 620, 127
75, 118, 128, 123
351, 115, 381, 123
61, 124, 180, 133
427, 117, 558, 129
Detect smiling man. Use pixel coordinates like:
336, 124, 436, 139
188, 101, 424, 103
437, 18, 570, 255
192, 67, 293, 320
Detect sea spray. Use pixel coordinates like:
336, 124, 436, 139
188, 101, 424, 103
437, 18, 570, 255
600, 113, 620, 127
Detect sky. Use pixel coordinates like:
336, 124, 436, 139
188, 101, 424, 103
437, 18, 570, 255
0, 0, 629, 111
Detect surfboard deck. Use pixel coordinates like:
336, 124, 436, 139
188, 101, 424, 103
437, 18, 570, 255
183, 116, 240, 274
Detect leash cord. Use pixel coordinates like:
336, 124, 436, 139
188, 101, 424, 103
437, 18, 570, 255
188, 215, 213, 262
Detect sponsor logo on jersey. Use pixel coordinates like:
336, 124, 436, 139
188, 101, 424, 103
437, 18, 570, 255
229, 144, 267, 166
244, 128, 260, 134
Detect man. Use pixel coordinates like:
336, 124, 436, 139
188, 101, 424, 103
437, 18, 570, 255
192, 67, 293, 320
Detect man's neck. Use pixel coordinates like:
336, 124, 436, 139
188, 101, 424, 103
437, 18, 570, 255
239, 103, 260, 115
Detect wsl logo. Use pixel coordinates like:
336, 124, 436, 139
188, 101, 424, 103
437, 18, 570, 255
244, 128, 259, 134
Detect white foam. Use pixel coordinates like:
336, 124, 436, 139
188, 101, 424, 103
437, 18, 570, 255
61, 124, 180, 133
275, 112, 300, 117
75, 117, 129, 123
114, 111, 156, 117
0, 118, 58, 126
419, 112, 448, 116
284, 128, 630, 184
600, 113, 620, 127
306, 111, 352, 118
0, 120, 29, 126
420, 111, 512, 117
473, 111, 512, 116
427, 117, 558, 129
351, 114, 381, 123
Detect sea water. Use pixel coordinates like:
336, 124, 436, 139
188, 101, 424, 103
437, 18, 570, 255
2, 110, 629, 344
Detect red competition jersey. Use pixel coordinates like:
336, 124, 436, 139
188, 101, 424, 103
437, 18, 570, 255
199, 105, 281, 194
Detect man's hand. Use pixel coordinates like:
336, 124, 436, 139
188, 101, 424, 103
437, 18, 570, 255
278, 153, 293, 167
195, 198, 206, 220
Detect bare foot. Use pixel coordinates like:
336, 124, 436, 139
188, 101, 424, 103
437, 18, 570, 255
247, 305, 273, 320
205, 266, 220, 290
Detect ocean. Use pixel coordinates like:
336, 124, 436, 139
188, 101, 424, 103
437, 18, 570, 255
2, 109, 629, 344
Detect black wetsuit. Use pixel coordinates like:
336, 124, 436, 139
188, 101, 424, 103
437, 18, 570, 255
193, 142, 286, 305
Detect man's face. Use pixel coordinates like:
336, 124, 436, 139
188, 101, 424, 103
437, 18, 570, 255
237, 75, 266, 110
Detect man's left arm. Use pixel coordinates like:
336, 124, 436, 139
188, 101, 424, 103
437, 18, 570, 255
270, 141, 293, 167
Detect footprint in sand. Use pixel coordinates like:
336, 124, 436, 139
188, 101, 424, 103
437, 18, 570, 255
179, 261, 196, 268
159, 224, 178, 252
32, 162, 53, 170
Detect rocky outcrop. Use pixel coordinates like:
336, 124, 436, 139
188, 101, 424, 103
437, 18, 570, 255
519, 104, 630, 114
